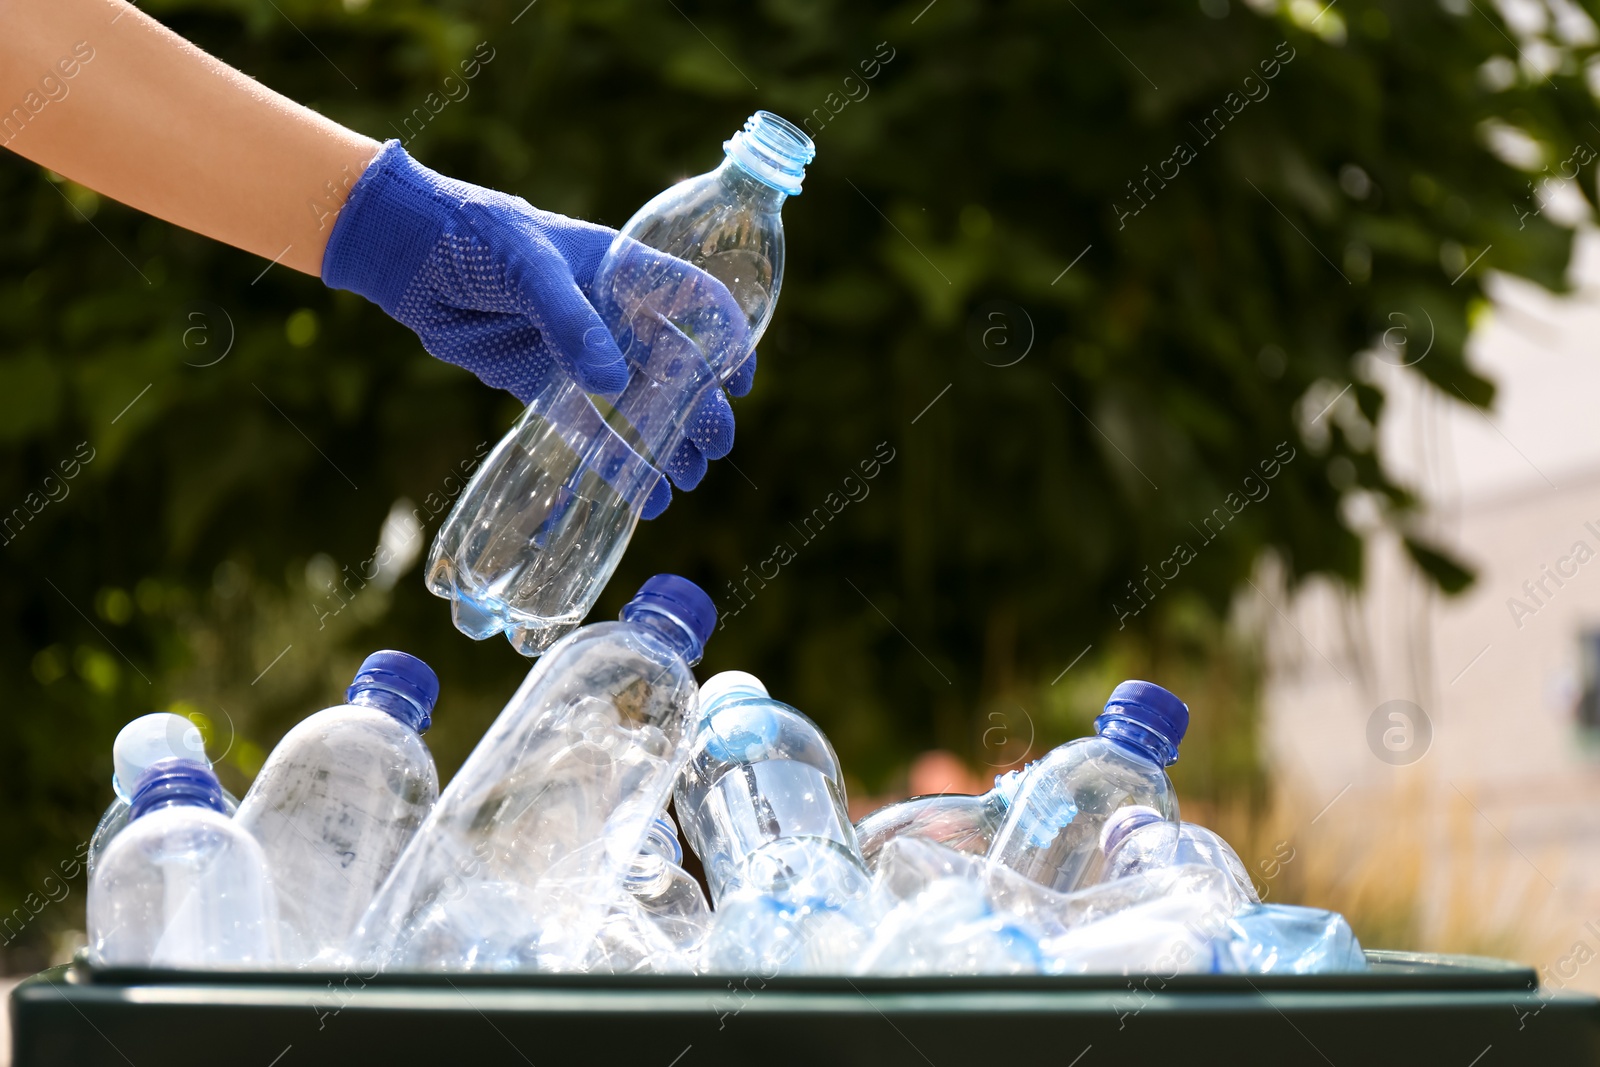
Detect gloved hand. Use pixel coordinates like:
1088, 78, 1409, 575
321, 140, 752, 518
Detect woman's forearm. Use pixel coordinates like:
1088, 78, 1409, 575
1, 0, 379, 275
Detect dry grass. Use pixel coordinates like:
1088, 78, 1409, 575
1188, 780, 1577, 978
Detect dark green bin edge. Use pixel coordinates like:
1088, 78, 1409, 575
14, 950, 1600, 1067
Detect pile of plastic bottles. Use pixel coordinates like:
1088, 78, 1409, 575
80, 112, 1365, 978
85, 574, 1366, 977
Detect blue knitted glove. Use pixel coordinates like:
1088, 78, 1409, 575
322, 140, 748, 516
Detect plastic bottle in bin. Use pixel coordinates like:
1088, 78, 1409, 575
582, 815, 711, 974
427, 111, 816, 657
88, 759, 279, 968
88, 712, 240, 877
349, 575, 714, 972
986, 680, 1187, 893
674, 671, 875, 973
234, 651, 441, 966
1097, 805, 1259, 904
854, 764, 1032, 871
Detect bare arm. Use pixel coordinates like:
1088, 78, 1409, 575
1, 0, 379, 275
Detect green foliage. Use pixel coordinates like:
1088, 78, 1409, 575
2, 0, 1597, 964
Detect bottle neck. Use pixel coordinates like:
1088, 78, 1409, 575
1095, 714, 1179, 767
622, 607, 704, 665
626, 819, 683, 896
129, 763, 227, 820
350, 686, 430, 733
716, 159, 788, 212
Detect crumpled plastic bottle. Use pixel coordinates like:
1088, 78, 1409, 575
348, 575, 715, 972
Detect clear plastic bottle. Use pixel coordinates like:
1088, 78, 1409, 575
986, 680, 1188, 893
1098, 805, 1259, 904
88, 758, 279, 968
854, 765, 1031, 871
88, 712, 240, 877
349, 575, 715, 972
675, 671, 874, 973
583, 815, 711, 974
234, 651, 441, 967
427, 111, 816, 657
1222, 903, 1368, 973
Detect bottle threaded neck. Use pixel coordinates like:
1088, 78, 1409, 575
1095, 714, 1180, 766
723, 111, 815, 196
128, 758, 227, 820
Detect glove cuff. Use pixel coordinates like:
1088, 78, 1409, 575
321, 140, 464, 313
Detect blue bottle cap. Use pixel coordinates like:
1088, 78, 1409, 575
128, 758, 227, 820
348, 650, 439, 732
621, 575, 716, 660
1094, 680, 1188, 765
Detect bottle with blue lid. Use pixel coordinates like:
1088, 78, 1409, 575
88, 712, 241, 877
427, 112, 816, 657
674, 670, 875, 973
88, 758, 279, 968
986, 680, 1188, 893
350, 575, 716, 972
234, 650, 442, 967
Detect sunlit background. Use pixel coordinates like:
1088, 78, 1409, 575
4, 0, 1600, 1017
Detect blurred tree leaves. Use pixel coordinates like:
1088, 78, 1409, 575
2, 0, 1598, 964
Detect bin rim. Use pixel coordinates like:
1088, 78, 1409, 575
40, 948, 1540, 996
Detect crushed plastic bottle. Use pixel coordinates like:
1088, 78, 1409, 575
349, 575, 714, 972
871, 835, 1241, 948
675, 671, 875, 974
1223, 903, 1368, 973
1038, 894, 1226, 975
856, 877, 1044, 977
855, 765, 1031, 871
89, 712, 240, 877
1098, 805, 1259, 904
427, 111, 816, 656
582, 815, 711, 974
88, 758, 279, 968
987, 680, 1188, 893
234, 651, 441, 967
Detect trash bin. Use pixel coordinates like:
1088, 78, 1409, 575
11, 950, 1600, 1067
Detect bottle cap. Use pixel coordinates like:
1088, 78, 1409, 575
622, 575, 716, 660
697, 670, 769, 714
1099, 804, 1168, 856
348, 650, 439, 732
128, 758, 227, 820
724, 111, 816, 196
1096, 679, 1189, 763
112, 713, 209, 802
